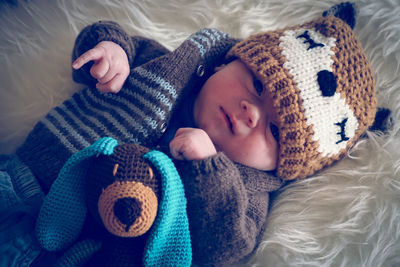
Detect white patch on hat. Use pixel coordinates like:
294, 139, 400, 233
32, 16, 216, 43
279, 28, 358, 157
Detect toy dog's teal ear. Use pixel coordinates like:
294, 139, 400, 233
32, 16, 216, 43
142, 150, 192, 267
36, 137, 118, 251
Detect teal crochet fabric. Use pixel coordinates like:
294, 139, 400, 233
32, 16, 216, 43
54, 239, 102, 267
35, 137, 118, 251
143, 150, 192, 267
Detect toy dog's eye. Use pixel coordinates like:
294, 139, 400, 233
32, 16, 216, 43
296, 30, 325, 50
253, 77, 264, 96
148, 167, 154, 179
113, 164, 119, 176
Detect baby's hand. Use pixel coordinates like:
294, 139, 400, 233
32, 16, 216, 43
72, 41, 129, 93
169, 128, 217, 161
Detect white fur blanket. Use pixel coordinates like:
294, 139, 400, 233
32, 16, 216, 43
1, 0, 399, 266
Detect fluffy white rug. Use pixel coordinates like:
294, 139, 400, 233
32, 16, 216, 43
1, 0, 399, 266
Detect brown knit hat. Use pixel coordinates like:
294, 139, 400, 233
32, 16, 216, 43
227, 3, 376, 180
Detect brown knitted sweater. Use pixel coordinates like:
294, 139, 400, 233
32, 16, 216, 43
16, 21, 283, 266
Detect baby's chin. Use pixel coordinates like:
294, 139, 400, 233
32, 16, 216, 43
244, 161, 277, 171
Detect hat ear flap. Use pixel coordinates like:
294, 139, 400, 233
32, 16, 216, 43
36, 137, 118, 251
322, 2, 357, 29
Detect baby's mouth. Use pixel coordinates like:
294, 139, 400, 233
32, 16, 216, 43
220, 107, 234, 134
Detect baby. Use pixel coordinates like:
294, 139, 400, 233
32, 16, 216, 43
14, 2, 377, 266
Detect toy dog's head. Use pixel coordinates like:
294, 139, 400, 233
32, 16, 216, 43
228, 2, 377, 179
36, 137, 192, 265
86, 144, 161, 238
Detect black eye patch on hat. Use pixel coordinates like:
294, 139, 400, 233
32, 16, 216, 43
317, 70, 337, 97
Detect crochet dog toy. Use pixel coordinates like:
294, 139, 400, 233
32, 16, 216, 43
35, 137, 191, 266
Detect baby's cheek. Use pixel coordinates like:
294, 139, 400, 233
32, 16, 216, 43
226, 136, 278, 171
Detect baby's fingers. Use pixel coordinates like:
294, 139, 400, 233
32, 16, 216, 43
72, 47, 104, 69
169, 139, 186, 160
90, 58, 109, 80
96, 73, 124, 93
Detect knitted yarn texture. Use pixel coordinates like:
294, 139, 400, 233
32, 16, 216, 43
143, 150, 192, 267
54, 239, 102, 267
35, 137, 118, 251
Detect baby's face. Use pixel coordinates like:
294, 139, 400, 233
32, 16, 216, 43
193, 59, 279, 170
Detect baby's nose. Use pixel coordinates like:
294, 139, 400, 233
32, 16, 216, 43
240, 100, 260, 128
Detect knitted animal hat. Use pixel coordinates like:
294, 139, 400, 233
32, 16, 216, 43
227, 2, 376, 180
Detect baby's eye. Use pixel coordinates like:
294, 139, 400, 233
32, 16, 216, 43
253, 77, 264, 96
270, 123, 279, 142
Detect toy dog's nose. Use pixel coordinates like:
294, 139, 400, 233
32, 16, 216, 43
98, 180, 158, 238
114, 197, 142, 232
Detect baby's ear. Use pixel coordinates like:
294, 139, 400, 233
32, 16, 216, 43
322, 2, 357, 29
